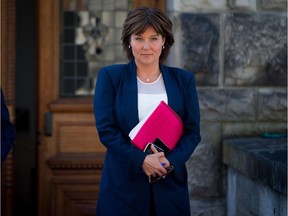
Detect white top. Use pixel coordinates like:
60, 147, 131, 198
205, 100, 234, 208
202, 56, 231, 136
137, 73, 167, 121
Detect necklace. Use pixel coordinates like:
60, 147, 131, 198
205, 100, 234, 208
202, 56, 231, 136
138, 71, 161, 83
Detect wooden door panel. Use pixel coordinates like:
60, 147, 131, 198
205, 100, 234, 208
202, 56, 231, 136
37, 100, 105, 216
38, 105, 104, 216
52, 113, 105, 153
57, 123, 101, 152
50, 176, 101, 216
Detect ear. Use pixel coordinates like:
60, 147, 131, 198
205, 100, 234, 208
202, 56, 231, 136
162, 37, 166, 46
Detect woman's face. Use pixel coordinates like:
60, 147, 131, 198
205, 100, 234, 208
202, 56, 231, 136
130, 26, 165, 67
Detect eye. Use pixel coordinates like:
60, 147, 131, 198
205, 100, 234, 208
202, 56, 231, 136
135, 37, 143, 41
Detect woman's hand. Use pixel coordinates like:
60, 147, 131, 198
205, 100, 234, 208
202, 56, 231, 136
142, 145, 170, 177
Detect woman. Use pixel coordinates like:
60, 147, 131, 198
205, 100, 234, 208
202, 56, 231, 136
94, 7, 201, 216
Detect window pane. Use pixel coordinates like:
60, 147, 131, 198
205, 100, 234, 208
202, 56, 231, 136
60, 0, 131, 97
63, 45, 75, 59
77, 62, 88, 76
77, 45, 86, 60
64, 29, 76, 43
63, 62, 75, 76
64, 11, 77, 26
63, 79, 76, 95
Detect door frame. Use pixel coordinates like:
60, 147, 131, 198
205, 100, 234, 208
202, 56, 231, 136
1, 0, 16, 215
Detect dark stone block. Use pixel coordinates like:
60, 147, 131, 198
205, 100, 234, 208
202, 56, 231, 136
180, 13, 220, 86
257, 0, 287, 11
223, 137, 287, 194
198, 89, 257, 121
258, 89, 287, 121
258, 150, 287, 165
224, 13, 287, 86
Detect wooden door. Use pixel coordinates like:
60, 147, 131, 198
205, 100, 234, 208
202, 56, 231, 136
1, 0, 16, 216
37, 1, 165, 216
37, 1, 105, 216
132, 0, 166, 9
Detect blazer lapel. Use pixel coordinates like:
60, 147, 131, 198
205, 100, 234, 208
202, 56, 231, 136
160, 64, 181, 115
123, 61, 139, 131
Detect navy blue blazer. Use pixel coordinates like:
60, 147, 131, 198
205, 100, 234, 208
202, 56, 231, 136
94, 60, 201, 216
1, 89, 16, 163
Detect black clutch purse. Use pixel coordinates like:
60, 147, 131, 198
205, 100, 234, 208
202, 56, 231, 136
143, 138, 170, 155
143, 138, 173, 183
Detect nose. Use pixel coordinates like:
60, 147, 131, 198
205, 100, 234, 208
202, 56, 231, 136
143, 40, 150, 49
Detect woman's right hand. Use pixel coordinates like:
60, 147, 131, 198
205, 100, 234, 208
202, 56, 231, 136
141, 145, 169, 177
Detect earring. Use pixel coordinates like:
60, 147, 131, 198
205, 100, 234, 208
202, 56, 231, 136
162, 45, 165, 49
128, 45, 131, 49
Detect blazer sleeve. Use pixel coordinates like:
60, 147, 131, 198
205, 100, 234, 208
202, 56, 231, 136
1, 89, 16, 163
93, 67, 146, 178
166, 73, 201, 180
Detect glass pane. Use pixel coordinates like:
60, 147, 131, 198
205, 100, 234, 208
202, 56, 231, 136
63, 62, 75, 76
115, 45, 126, 61
103, 0, 115, 10
60, 0, 132, 98
64, 29, 76, 43
115, 11, 127, 28
63, 45, 75, 59
116, 0, 129, 10
76, 45, 86, 60
63, 79, 76, 95
77, 62, 88, 76
63, 11, 77, 26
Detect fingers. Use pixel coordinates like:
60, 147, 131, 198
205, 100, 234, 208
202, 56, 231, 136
150, 145, 165, 157
150, 144, 159, 154
155, 165, 167, 176
150, 145, 170, 168
159, 157, 170, 168
145, 163, 167, 176
142, 155, 167, 176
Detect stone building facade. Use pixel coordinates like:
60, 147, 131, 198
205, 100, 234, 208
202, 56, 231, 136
166, 0, 287, 215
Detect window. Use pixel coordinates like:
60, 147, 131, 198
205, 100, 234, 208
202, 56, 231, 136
60, 0, 131, 97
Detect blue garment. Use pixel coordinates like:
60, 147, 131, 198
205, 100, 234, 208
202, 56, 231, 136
94, 60, 201, 216
1, 89, 16, 163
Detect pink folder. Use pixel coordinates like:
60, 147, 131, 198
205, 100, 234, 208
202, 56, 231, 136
129, 101, 183, 151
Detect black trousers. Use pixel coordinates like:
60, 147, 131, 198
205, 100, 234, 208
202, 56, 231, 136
150, 184, 157, 216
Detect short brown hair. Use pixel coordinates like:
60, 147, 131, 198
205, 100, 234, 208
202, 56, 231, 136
121, 7, 174, 63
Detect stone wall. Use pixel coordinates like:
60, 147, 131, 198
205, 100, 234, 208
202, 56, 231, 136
166, 0, 287, 215
223, 137, 287, 216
